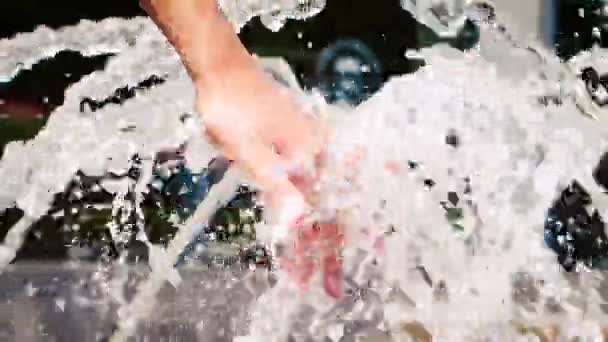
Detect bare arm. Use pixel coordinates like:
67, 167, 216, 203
141, 0, 342, 298
140, 0, 257, 89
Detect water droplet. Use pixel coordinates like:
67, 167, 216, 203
24, 281, 37, 297
445, 129, 460, 147
55, 297, 66, 312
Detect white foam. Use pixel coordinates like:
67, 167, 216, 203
245, 47, 608, 341
218, 0, 326, 32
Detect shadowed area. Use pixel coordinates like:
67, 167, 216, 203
0, 0, 145, 39
0, 50, 115, 156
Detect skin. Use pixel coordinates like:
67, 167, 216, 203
140, 0, 344, 298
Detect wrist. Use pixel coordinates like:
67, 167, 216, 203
141, 0, 219, 21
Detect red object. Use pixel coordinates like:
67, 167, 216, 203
0, 95, 48, 120
279, 220, 344, 299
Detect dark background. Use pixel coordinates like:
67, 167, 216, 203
0, 0, 145, 39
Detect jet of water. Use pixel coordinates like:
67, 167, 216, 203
3, 3, 608, 341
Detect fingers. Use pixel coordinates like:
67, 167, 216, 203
286, 222, 344, 299
278, 224, 317, 289
317, 222, 344, 299
322, 253, 343, 299
232, 140, 344, 299
200, 94, 312, 230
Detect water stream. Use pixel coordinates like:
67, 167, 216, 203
2, 2, 608, 341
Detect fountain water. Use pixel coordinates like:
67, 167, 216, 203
2, 2, 608, 341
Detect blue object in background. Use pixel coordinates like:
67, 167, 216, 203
166, 167, 210, 220
543, 0, 559, 49
156, 166, 212, 267
316, 39, 383, 106
452, 18, 481, 51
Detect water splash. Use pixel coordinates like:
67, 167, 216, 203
111, 167, 244, 341
2, 5, 608, 342
0, 17, 217, 268
218, 0, 326, 32
244, 19, 608, 342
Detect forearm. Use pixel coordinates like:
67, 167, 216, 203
140, 0, 257, 88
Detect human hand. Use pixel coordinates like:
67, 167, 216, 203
196, 61, 326, 223
142, 0, 343, 298
196, 61, 348, 298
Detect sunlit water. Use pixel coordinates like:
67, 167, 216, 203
2, 3, 608, 341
